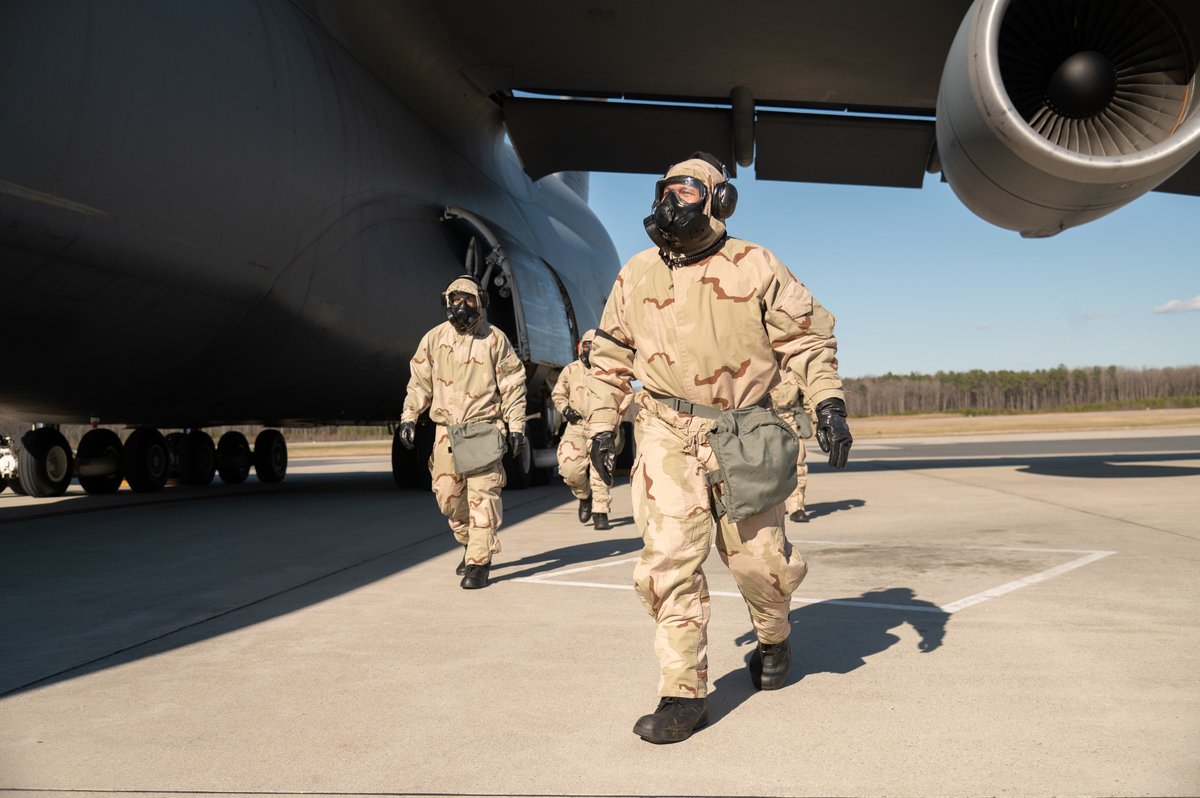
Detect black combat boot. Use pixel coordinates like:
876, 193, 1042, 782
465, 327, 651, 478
789, 509, 808, 523
456, 554, 466, 575
578, 496, 592, 524
592, 512, 610, 530
633, 696, 708, 744
460, 563, 490, 589
748, 638, 791, 690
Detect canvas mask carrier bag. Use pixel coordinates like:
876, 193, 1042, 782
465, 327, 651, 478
447, 421, 506, 475
649, 391, 799, 523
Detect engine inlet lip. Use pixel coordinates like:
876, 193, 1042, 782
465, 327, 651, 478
976, 0, 1200, 180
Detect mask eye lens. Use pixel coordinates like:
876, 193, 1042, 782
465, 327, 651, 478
655, 177, 706, 206
448, 291, 477, 309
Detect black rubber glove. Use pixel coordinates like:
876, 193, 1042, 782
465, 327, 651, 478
589, 430, 616, 487
508, 431, 526, 460
563, 406, 583, 424
815, 397, 852, 468
398, 421, 416, 451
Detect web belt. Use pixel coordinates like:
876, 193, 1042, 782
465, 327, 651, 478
645, 390, 768, 420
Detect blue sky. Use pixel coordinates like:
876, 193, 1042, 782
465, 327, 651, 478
586, 168, 1199, 379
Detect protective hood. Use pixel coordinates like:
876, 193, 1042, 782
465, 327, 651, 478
578, 328, 596, 366
644, 157, 727, 260
443, 276, 485, 333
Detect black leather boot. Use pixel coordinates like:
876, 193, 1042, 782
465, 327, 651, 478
455, 553, 466, 575
592, 512, 610, 530
749, 639, 791, 690
460, 562, 490, 589
633, 696, 708, 744
789, 509, 808, 523
578, 496, 592, 524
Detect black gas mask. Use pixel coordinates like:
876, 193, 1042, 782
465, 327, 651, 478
579, 341, 592, 368
644, 175, 712, 253
445, 290, 481, 333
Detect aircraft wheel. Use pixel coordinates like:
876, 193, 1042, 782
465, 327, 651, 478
527, 416, 552, 486
177, 430, 216, 486
391, 420, 433, 490
503, 428, 534, 490
254, 429, 287, 484
77, 428, 124, 495
7, 478, 26, 496
216, 431, 251, 484
123, 427, 169, 492
17, 428, 74, 498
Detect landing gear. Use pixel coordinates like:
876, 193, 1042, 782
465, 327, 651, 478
216, 431, 251, 484
17, 427, 74, 498
177, 430, 216, 486
76, 428, 124, 495
123, 427, 169, 493
254, 428, 287, 484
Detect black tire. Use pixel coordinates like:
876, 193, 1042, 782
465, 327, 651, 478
7, 478, 27, 496
77, 428, 124, 495
503, 429, 534, 490
177, 430, 217, 486
253, 429, 287, 484
123, 427, 169, 493
216, 431, 251, 484
391, 419, 433, 490
17, 428, 74, 498
527, 416, 552, 486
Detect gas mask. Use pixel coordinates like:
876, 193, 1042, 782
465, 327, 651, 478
579, 341, 592, 368
445, 290, 481, 333
644, 175, 714, 253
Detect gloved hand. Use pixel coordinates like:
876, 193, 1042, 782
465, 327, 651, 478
563, 406, 583, 424
589, 430, 616, 487
814, 397, 852, 468
508, 430, 526, 460
398, 421, 416, 451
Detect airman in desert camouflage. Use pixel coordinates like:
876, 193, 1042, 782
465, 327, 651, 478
585, 153, 853, 743
400, 276, 527, 590
551, 329, 631, 531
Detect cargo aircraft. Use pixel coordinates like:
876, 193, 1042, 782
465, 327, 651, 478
1, 0, 1198, 498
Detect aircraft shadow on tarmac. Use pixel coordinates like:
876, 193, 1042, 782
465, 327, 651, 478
822, 451, 1200, 479
707, 588, 949, 728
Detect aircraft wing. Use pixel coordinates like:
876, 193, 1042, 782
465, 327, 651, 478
409, 0, 1200, 235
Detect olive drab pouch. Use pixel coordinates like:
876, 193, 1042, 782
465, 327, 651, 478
447, 421, 506, 475
795, 408, 814, 439
705, 406, 800, 523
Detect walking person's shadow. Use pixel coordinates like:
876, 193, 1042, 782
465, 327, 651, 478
708, 587, 950, 725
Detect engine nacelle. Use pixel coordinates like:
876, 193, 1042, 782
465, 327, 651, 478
936, 0, 1200, 237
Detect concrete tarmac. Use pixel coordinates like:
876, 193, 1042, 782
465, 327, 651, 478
2, 429, 1198, 797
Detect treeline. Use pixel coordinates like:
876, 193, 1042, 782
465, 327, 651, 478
843, 365, 1200, 416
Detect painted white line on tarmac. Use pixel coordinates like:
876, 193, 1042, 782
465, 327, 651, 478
515, 546, 1118, 615
939, 549, 1116, 613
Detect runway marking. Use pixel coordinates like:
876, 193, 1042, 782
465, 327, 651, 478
515, 544, 1117, 615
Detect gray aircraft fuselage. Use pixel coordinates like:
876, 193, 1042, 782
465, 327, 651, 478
0, 1, 620, 427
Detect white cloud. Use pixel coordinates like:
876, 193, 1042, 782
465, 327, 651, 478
1153, 295, 1200, 314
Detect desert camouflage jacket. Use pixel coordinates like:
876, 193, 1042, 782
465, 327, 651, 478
552, 359, 630, 422
586, 238, 843, 434
401, 320, 526, 433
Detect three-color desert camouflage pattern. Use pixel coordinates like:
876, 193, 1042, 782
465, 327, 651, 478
551, 330, 629, 514
585, 158, 845, 698
769, 375, 810, 515
402, 279, 527, 565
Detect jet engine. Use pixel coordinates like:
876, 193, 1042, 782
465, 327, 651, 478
936, 0, 1200, 236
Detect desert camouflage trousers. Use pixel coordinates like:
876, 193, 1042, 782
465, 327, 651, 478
630, 393, 809, 698
556, 423, 611, 513
429, 424, 505, 566
776, 407, 809, 514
